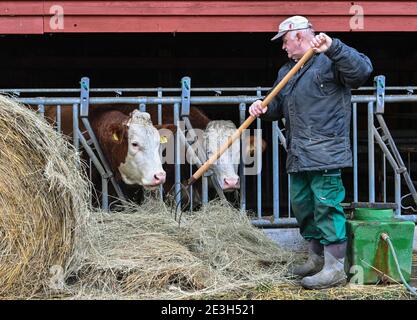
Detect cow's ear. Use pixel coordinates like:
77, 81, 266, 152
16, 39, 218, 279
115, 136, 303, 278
109, 124, 125, 144
155, 124, 177, 134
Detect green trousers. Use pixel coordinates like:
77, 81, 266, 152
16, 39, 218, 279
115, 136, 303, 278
290, 169, 347, 246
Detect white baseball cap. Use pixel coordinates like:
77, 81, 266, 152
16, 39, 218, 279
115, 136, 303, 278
271, 15, 313, 41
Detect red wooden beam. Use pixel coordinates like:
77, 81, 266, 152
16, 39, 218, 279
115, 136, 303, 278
42, 1, 417, 16
0, 1, 43, 15
0, 1, 417, 34
43, 16, 417, 33
0, 17, 43, 34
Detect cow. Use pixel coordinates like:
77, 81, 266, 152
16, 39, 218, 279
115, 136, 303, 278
43, 106, 176, 204
89, 109, 175, 188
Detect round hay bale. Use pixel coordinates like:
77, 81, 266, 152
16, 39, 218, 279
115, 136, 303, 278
0, 95, 90, 298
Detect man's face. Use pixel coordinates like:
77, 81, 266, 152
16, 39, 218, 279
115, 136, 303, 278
282, 31, 304, 61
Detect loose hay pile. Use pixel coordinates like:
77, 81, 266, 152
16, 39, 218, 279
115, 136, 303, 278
73, 200, 294, 299
0, 95, 90, 298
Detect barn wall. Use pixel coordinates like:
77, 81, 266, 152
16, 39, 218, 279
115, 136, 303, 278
1, 1, 417, 34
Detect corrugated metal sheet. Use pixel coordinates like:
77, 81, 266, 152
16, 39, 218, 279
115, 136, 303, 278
0, 1, 417, 34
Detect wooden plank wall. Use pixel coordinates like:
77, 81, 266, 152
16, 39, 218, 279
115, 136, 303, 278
0, 1, 417, 34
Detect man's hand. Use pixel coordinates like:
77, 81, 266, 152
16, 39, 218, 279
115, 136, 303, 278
310, 33, 332, 53
249, 100, 266, 117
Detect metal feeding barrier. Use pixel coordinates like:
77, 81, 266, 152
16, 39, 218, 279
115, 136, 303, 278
2, 74, 417, 224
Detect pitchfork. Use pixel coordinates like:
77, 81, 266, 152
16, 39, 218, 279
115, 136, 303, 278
170, 48, 316, 224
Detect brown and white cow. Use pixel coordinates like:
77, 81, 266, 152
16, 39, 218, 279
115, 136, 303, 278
89, 109, 177, 188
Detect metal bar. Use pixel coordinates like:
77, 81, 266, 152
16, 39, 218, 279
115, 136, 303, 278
157, 89, 163, 199
72, 104, 79, 153
239, 103, 247, 212
202, 174, 209, 205
383, 154, 387, 203
56, 105, 62, 133
353, 102, 358, 203
272, 121, 280, 223
288, 174, 291, 217
256, 117, 262, 219
101, 177, 109, 210
256, 87, 263, 218
157, 89, 163, 125
189, 163, 193, 212
3, 85, 417, 95
368, 102, 375, 203
12, 94, 417, 106
79, 77, 90, 118
174, 103, 181, 208
395, 173, 401, 216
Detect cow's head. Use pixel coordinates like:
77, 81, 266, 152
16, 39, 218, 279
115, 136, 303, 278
203, 120, 266, 192
113, 110, 175, 189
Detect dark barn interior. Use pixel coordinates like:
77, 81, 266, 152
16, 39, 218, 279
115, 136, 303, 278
1, 31, 417, 215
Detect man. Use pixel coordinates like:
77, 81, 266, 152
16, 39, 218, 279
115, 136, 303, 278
249, 16, 373, 289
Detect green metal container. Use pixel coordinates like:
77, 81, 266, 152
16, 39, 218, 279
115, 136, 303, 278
346, 208, 415, 284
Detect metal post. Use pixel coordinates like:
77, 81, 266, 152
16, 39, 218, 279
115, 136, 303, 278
56, 105, 62, 133
256, 89, 262, 218
202, 173, 209, 205
368, 101, 375, 202
157, 88, 163, 125
189, 164, 193, 211
395, 173, 401, 216
352, 102, 358, 203
239, 103, 247, 212
288, 175, 291, 217
272, 121, 280, 223
101, 177, 109, 209
72, 104, 79, 153
256, 117, 262, 218
157, 89, 163, 200
383, 154, 386, 203
174, 103, 181, 207
139, 103, 146, 112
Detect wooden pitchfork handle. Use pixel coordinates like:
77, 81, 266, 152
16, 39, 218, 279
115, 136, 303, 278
187, 47, 315, 186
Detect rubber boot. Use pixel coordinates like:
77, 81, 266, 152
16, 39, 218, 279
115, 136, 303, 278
291, 239, 324, 277
301, 242, 347, 290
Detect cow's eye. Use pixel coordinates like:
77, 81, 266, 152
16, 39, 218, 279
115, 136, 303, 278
132, 142, 139, 148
